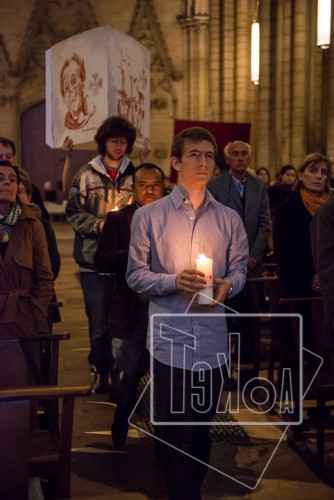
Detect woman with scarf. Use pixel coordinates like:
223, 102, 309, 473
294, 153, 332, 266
0, 160, 54, 337
273, 152, 332, 364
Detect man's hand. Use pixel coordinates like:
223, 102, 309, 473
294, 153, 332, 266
207, 278, 232, 307
61, 136, 74, 157
247, 257, 257, 270
176, 269, 207, 293
311, 274, 322, 294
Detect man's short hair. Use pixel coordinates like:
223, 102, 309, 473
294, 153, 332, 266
171, 127, 218, 160
133, 162, 165, 186
94, 116, 137, 156
60, 53, 86, 96
0, 137, 16, 157
0, 159, 20, 183
224, 141, 252, 159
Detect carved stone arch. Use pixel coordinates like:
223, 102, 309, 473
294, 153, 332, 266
0, 33, 15, 109
128, 0, 183, 172
14, 0, 98, 110
129, 0, 182, 114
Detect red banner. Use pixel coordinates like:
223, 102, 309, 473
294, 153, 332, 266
170, 120, 251, 182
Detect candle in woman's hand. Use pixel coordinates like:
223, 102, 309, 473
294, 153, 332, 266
195, 254, 213, 304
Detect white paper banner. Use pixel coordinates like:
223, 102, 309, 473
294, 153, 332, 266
46, 25, 150, 149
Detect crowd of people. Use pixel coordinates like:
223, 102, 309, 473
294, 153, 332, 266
1, 116, 334, 499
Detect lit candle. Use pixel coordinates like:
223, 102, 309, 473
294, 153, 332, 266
195, 253, 213, 304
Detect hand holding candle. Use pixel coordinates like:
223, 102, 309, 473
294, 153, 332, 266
195, 253, 213, 304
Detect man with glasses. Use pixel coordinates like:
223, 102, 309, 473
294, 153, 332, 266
66, 115, 136, 393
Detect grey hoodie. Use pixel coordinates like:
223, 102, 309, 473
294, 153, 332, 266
66, 154, 135, 269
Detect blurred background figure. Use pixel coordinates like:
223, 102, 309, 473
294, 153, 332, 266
268, 165, 297, 221
256, 167, 271, 187
274, 153, 332, 366
44, 180, 57, 203
19, 170, 61, 325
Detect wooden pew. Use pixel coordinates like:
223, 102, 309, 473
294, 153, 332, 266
0, 333, 71, 434
0, 385, 91, 499
279, 296, 334, 482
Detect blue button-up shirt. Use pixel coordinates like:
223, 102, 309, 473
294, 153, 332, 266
126, 185, 249, 370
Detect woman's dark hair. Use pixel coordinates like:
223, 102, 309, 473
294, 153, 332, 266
18, 169, 33, 197
256, 167, 271, 183
280, 164, 296, 176
94, 116, 136, 156
0, 160, 20, 184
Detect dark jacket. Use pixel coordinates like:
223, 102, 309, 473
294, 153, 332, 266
267, 183, 294, 221
207, 172, 271, 264
95, 204, 147, 340
273, 190, 315, 297
311, 197, 334, 348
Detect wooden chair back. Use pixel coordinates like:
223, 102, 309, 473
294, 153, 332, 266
0, 385, 91, 499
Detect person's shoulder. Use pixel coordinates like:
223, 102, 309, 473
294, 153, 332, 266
208, 172, 229, 187
276, 189, 300, 213
246, 172, 266, 189
20, 203, 38, 220
133, 195, 170, 221
316, 194, 334, 215
75, 156, 102, 177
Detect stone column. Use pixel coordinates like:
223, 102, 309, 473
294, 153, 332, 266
178, 0, 210, 120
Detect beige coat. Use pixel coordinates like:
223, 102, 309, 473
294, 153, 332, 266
0, 204, 54, 336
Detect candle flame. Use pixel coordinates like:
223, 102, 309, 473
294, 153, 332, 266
198, 253, 206, 259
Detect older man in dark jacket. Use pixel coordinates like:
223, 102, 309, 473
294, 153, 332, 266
94, 163, 165, 446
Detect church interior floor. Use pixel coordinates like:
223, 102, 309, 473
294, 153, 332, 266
52, 221, 334, 500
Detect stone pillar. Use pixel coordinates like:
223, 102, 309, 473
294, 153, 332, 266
178, 0, 210, 119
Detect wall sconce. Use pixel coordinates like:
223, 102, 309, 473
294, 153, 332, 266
251, 22, 260, 84
317, 0, 331, 49
251, 0, 260, 85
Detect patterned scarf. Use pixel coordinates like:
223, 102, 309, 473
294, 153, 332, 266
300, 187, 330, 216
0, 203, 21, 242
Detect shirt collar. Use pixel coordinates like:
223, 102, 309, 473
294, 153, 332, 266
170, 184, 216, 209
230, 173, 247, 186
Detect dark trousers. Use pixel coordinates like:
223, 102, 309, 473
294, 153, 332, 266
80, 272, 114, 375
153, 359, 223, 500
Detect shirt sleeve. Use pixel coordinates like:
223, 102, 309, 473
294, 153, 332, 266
223, 211, 249, 297
65, 170, 103, 237
249, 184, 271, 262
126, 208, 178, 296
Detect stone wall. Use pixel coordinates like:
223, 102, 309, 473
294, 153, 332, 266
0, 0, 332, 178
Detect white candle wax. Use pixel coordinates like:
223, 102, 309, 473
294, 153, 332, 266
195, 254, 213, 304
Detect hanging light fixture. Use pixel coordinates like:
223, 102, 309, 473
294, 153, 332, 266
251, 1, 260, 85
317, 0, 331, 49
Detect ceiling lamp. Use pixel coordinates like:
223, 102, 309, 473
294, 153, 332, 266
251, 1, 260, 84
317, 0, 331, 49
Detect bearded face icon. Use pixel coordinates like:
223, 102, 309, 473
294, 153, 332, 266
60, 53, 96, 130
